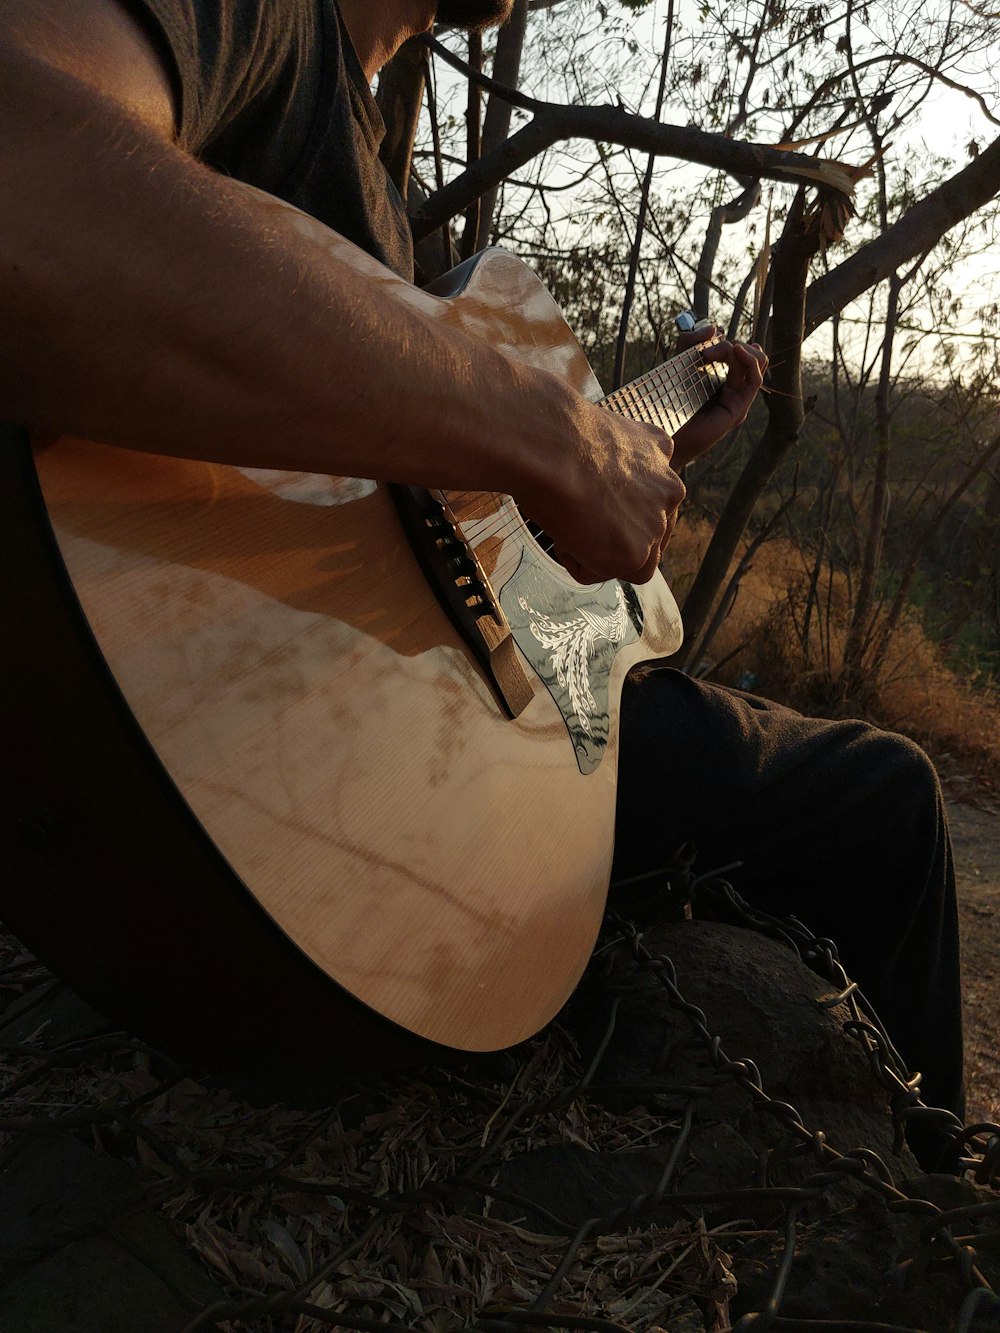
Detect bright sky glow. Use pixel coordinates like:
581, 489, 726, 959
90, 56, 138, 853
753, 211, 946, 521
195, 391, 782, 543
417, 0, 1000, 381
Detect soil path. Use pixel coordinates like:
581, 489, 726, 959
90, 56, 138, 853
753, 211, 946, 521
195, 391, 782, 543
950, 799, 1000, 1124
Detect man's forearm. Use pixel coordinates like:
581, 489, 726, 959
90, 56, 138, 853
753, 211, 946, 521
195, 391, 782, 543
2, 41, 695, 584
0, 48, 568, 498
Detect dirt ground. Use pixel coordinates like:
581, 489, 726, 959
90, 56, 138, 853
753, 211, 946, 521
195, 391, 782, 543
949, 798, 1000, 1126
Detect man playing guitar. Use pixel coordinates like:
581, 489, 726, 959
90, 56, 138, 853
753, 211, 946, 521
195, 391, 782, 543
0, 0, 964, 1168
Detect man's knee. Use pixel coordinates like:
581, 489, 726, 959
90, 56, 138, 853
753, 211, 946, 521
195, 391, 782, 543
857, 726, 942, 808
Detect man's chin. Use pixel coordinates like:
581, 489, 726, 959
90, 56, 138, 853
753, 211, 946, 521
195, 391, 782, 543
436, 0, 515, 31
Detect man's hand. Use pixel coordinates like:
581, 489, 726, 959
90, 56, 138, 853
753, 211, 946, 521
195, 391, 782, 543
0, 3, 731, 598
513, 327, 766, 586
671, 324, 767, 470
513, 393, 685, 587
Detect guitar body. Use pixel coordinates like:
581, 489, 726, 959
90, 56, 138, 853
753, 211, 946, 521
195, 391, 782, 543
1, 229, 682, 1081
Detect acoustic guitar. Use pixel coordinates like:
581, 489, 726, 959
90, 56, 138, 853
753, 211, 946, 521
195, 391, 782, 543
0, 196, 723, 1085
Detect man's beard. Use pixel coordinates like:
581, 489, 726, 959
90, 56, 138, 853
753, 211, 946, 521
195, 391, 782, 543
436, 0, 515, 31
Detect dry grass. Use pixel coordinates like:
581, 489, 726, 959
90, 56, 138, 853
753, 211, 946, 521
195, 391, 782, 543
0, 932, 739, 1333
663, 518, 1000, 796
4, 527, 1000, 1330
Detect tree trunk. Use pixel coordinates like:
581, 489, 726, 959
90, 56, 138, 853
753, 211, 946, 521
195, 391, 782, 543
671, 191, 819, 669
840, 272, 901, 696
376, 37, 427, 195
475, 0, 529, 251
693, 180, 760, 321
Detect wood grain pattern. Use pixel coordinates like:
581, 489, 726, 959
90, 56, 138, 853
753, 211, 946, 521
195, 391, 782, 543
33, 216, 683, 1053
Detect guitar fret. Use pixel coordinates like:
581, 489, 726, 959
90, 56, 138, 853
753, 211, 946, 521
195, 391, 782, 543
626, 381, 652, 427
625, 383, 647, 424
623, 382, 652, 427
602, 337, 723, 440
624, 386, 645, 421
641, 373, 670, 429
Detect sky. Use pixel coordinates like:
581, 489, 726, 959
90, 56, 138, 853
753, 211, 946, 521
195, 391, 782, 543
419, 0, 1000, 376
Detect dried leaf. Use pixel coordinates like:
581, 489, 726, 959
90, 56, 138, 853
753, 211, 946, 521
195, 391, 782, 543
705, 1248, 738, 1333
263, 1219, 309, 1282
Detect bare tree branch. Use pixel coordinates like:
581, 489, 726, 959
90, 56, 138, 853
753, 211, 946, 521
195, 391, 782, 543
805, 132, 1000, 335
693, 178, 760, 321
459, 31, 483, 261
413, 35, 862, 240
612, 0, 676, 390
672, 189, 822, 668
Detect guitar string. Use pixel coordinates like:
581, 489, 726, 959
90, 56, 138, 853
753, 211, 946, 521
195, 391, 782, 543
446, 358, 715, 534
454, 364, 713, 538
447, 356, 715, 525
440, 356, 722, 580
448, 365, 718, 585
607, 357, 718, 425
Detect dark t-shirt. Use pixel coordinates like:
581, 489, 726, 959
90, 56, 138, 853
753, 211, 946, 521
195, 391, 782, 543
126, 0, 414, 279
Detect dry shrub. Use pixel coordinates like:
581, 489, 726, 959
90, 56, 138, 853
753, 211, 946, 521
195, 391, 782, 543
663, 518, 1000, 790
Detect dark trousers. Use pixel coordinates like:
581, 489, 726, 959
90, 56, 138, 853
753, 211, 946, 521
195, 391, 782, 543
612, 668, 965, 1134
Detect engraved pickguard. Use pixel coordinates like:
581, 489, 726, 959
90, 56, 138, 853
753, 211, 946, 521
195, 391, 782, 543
499, 553, 642, 775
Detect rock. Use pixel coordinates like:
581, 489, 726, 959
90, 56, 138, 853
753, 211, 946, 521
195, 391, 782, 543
482, 1142, 683, 1233
473, 1122, 759, 1235
0, 1235, 209, 1333
566, 918, 921, 1195
105, 1209, 223, 1314
0, 1135, 221, 1328
0, 982, 112, 1050
668, 1119, 767, 1221
731, 1185, 1000, 1330
0, 1136, 140, 1269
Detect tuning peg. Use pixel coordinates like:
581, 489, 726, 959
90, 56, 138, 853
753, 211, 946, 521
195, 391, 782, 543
675, 310, 715, 333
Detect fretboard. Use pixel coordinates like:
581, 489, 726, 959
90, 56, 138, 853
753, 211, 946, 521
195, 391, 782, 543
601, 342, 725, 434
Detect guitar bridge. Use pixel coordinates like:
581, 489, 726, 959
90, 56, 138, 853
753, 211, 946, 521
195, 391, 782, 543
390, 485, 534, 719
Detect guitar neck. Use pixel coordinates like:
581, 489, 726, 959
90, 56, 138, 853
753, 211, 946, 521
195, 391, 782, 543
601, 341, 725, 435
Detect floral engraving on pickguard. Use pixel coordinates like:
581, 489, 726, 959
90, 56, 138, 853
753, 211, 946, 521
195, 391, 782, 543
500, 558, 642, 775
517, 585, 632, 737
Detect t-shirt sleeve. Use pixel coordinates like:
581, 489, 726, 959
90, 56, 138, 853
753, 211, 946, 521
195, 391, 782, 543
121, 0, 319, 183
118, 0, 414, 278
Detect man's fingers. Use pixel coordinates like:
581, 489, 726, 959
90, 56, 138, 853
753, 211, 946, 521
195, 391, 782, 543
736, 340, 768, 381
554, 515, 673, 586
699, 339, 768, 374
658, 507, 679, 559
552, 549, 601, 585
528, 401, 687, 586
675, 321, 717, 353
726, 346, 764, 398
699, 340, 767, 413
632, 538, 664, 586
697, 337, 733, 366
